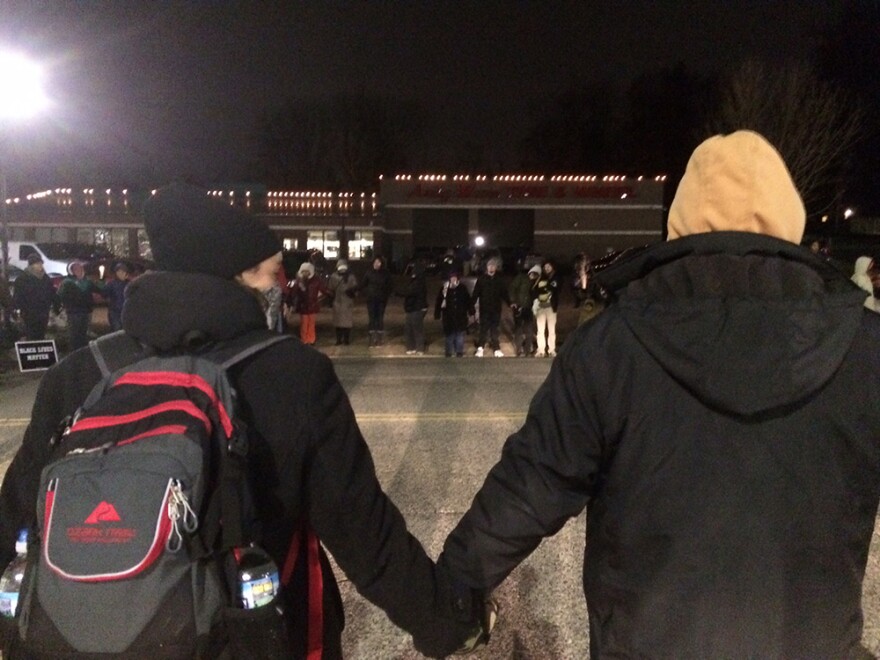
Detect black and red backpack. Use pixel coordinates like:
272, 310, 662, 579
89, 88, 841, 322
7, 329, 319, 659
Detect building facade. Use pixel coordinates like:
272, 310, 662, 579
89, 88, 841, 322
3, 174, 665, 270
381, 174, 665, 265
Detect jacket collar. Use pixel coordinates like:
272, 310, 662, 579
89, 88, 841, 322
123, 271, 267, 352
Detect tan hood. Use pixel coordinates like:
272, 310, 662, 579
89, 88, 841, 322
667, 131, 805, 244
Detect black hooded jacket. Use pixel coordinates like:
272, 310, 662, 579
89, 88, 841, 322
439, 232, 880, 658
0, 271, 475, 658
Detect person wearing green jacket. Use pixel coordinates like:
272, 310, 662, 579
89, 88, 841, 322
57, 261, 106, 350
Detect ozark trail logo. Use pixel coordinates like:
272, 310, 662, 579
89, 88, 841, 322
84, 501, 122, 524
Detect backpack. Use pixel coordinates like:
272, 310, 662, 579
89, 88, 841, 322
536, 280, 553, 308
9, 330, 297, 659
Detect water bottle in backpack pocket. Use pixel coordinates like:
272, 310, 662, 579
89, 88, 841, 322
0, 530, 28, 619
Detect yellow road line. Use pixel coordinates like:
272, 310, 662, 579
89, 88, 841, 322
355, 412, 525, 421
0, 419, 29, 427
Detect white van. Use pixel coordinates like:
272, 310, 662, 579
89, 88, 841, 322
6, 242, 113, 277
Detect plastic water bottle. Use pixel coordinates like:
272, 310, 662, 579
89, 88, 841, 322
235, 545, 280, 609
0, 530, 28, 618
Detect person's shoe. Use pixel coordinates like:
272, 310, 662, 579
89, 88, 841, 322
406, 350, 416, 355
548, 351, 557, 357
456, 352, 464, 357
493, 350, 504, 358
534, 352, 544, 358
445, 352, 452, 358
415, 351, 424, 356
475, 347, 484, 357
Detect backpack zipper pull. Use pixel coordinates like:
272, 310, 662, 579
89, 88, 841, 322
166, 480, 199, 553
49, 414, 74, 446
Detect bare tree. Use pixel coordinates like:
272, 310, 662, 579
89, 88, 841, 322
706, 61, 864, 212
255, 93, 424, 190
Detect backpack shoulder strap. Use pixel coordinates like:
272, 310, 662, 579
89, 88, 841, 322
216, 331, 292, 371
88, 330, 151, 378
197, 330, 292, 553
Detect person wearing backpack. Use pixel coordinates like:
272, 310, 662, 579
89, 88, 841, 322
0, 184, 487, 659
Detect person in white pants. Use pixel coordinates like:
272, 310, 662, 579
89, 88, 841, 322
532, 260, 560, 357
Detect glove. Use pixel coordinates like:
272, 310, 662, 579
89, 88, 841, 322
454, 598, 499, 655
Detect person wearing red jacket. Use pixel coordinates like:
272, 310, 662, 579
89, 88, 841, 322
291, 261, 328, 346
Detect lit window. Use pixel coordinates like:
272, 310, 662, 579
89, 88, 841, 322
307, 230, 339, 259
348, 231, 374, 260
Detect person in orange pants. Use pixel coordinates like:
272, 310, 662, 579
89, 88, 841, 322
292, 262, 327, 345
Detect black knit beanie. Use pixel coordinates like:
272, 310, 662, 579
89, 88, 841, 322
143, 183, 281, 279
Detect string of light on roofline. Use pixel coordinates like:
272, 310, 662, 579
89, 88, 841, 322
7, 176, 668, 206
261, 191, 377, 215
388, 174, 668, 182
5, 187, 375, 210
4, 188, 131, 207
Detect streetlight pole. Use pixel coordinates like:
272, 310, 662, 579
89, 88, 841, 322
0, 49, 50, 284
0, 156, 8, 284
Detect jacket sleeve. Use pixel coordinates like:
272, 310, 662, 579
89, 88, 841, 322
0, 381, 59, 568
0, 351, 102, 568
290, 352, 476, 656
471, 278, 482, 303
438, 340, 602, 591
11, 279, 23, 309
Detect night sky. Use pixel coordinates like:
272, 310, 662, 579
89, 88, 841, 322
0, 0, 849, 191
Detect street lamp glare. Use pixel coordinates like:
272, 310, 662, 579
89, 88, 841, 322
474, 235, 485, 248
0, 51, 50, 121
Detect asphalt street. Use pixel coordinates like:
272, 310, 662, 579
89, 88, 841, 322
1, 356, 880, 658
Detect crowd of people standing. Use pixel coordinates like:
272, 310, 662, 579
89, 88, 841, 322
278, 251, 584, 357
6, 237, 877, 359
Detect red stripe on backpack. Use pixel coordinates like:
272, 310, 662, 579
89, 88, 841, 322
69, 400, 212, 435
118, 424, 189, 446
115, 371, 235, 437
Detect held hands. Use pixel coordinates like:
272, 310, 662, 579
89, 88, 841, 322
454, 598, 500, 655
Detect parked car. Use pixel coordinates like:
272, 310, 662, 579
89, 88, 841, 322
6, 241, 114, 278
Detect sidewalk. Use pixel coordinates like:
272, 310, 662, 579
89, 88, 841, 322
0, 276, 583, 377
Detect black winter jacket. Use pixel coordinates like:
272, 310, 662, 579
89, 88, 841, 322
440, 233, 880, 658
471, 273, 509, 316
0, 272, 475, 658
399, 274, 428, 313
360, 267, 392, 302
12, 270, 57, 319
434, 282, 472, 334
